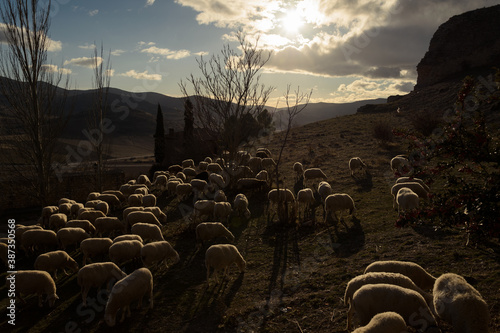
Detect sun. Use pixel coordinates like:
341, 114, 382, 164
281, 9, 304, 34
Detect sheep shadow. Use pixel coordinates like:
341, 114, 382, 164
352, 171, 373, 192
325, 216, 365, 258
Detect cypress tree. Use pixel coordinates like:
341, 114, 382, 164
154, 103, 166, 164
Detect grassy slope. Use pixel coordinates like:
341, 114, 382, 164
1, 111, 499, 332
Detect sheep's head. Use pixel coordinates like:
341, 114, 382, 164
47, 293, 59, 307
104, 313, 116, 327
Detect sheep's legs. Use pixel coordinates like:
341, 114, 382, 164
346, 303, 354, 331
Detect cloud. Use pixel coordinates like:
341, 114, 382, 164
145, 0, 155, 7
120, 69, 162, 81
332, 78, 415, 102
0, 23, 62, 52
41, 64, 72, 74
89, 9, 99, 16
78, 43, 96, 50
111, 49, 125, 56
140, 45, 191, 59
106, 69, 115, 77
64, 57, 103, 68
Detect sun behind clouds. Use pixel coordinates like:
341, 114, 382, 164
281, 9, 305, 34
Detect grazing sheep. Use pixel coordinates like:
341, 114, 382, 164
233, 165, 253, 182
303, 168, 327, 186
22, 229, 58, 254
95, 200, 110, 215
123, 206, 144, 221
167, 180, 181, 196
182, 158, 195, 169
108, 240, 144, 266
141, 241, 180, 267
78, 210, 106, 225
204, 156, 213, 163
193, 200, 216, 222
214, 189, 227, 202
391, 182, 429, 209
97, 194, 121, 211
293, 162, 304, 181
175, 171, 187, 183
433, 273, 490, 333
102, 190, 126, 202
352, 312, 408, 333
94, 217, 126, 237
58, 197, 76, 205
104, 268, 154, 327
168, 164, 183, 174
208, 172, 227, 190
296, 188, 316, 219
248, 156, 262, 174
34, 250, 79, 278
9, 270, 59, 307
80, 237, 113, 266
113, 234, 143, 244
205, 244, 246, 285
255, 169, 269, 183
233, 193, 251, 219
364, 260, 436, 291
348, 284, 439, 332
77, 262, 127, 307
237, 178, 268, 192
213, 202, 232, 224
349, 157, 367, 177
196, 222, 234, 245
176, 183, 193, 201
16, 225, 43, 246
396, 187, 419, 214
134, 187, 149, 196
182, 167, 197, 180
207, 162, 223, 174
198, 161, 209, 171
128, 193, 144, 207
137, 174, 152, 188
49, 213, 67, 231
261, 157, 276, 172
131, 223, 164, 242
396, 176, 430, 192
318, 181, 333, 203
41, 205, 59, 228
142, 194, 157, 207
152, 174, 168, 193
324, 193, 356, 223
65, 219, 96, 235
126, 211, 162, 230
190, 179, 208, 192
256, 147, 272, 158
343, 272, 434, 313
58, 202, 73, 216
268, 188, 295, 209
57, 227, 90, 250
144, 206, 167, 224
70, 203, 85, 218
390, 155, 410, 174
86, 192, 101, 202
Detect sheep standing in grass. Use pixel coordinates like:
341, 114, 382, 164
205, 244, 246, 285
77, 262, 127, 307
108, 240, 144, 266
34, 250, 79, 278
102, 190, 126, 203
324, 193, 356, 224
16, 225, 43, 246
196, 222, 235, 246
10, 270, 59, 307
80, 238, 113, 266
349, 157, 367, 177
214, 202, 232, 224
131, 223, 164, 242
390, 155, 411, 174
41, 205, 59, 228
233, 193, 251, 219
296, 188, 316, 220
49, 213, 67, 231
128, 193, 144, 207
351, 311, 408, 333
214, 190, 227, 202
78, 210, 106, 225
142, 194, 157, 207
57, 227, 90, 250
293, 162, 304, 182
137, 174, 152, 188
391, 182, 428, 209
113, 234, 143, 244
207, 162, 223, 174
364, 260, 436, 291
433, 273, 490, 333
167, 179, 181, 196
22, 229, 58, 254
141, 241, 180, 267
70, 203, 85, 219
396, 176, 430, 192
192, 200, 216, 223
153, 174, 168, 193
318, 181, 333, 203
65, 219, 96, 235
58, 202, 73, 216
87, 192, 101, 201
94, 217, 126, 237
348, 284, 439, 332
104, 267, 154, 327
267, 188, 296, 219
303, 168, 327, 186
176, 183, 193, 201
126, 211, 162, 231
261, 157, 276, 172
396, 187, 419, 214
144, 207, 167, 224
97, 194, 121, 211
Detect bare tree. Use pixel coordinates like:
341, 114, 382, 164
0, 0, 70, 205
179, 32, 275, 160
86, 43, 111, 192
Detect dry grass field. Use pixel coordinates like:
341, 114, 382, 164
1, 110, 499, 333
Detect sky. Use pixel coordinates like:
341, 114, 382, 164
1, 0, 499, 105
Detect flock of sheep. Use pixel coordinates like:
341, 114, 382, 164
0, 149, 491, 331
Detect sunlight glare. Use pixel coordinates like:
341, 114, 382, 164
282, 9, 304, 34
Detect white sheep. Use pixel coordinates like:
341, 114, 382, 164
204, 156, 213, 163
144, 206, 167, 224
167, 179, 181, 196
175, 171, 187, 182
131, 223, 164, 242
168, 164, 183, 174
207, 162, 223, 174
348, 284, 439, 332
142, 194, 157, 207
293, 162, 304, 181
97, 194, 121, 211
261, 157, 276, 172
137, 174, 152, 188
324, 193, 356, 223
391, 182, 429, 209
113, 234, 143, 244
208, 172, 227, 190
57, 227, 90, 250
104, 267, 154, 327
127, 193, 144, 207
78, 210, 106, 225
267, 188, 296, 213
22, 229, 58, 254
213, 202, 232, 224
433, 272, 490, 333
182, 167, 197, 180
94, 217, 126, 237
349, 157, 367, 177
86, 192, 101, 201
182, 158, 195, 168
34, 250, 79, 278
233, 193, 251, 219
95, 200, 110, 215
198, 161, 209, 171
126, 211, 162, 230
396, 187, 419, 214
41, 205, 59, 228
122, 206, 144, 221
364, 260, 436, 291
190, 179, 208, 192
193, 200, 216, 222
70, 203, 85, 219
214, 189, 227, 202
390, 155, 411, 174
196, 222, 235, 246
65, 219, 96, 235
318, 181, 333, 203
49, 213, 67, 231
141, 241, 180, 267
58, 197, 76, 205
296, 188, 316, 219
396, 176, 430, 192
351, 311, 408, 333
15, 225, 43, 246
9, 270, 59, 307
108, 240, 144, 266
176, 183, 193, 201
102, 190, 126, 202
152, 174, 168, 193
255, 169, 269, 183
80, 237, 113, 266
58, 202, 73, 216
205, 244, 246, 285
77, 262, 127, 307
303, 168, 327, 186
